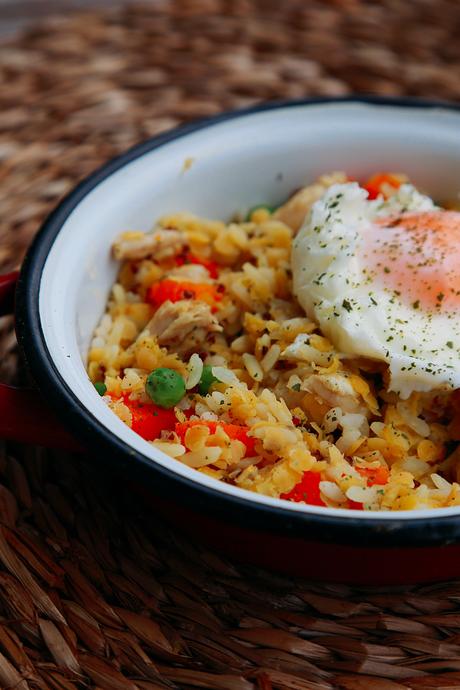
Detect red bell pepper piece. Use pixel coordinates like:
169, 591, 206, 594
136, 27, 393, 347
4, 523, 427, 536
363, 173, 404, 200
356, 466, 390, 487
122, 395, 176, 441
147, 279, 222, 310
280, 471, 325, 506
175, 420, 256, 455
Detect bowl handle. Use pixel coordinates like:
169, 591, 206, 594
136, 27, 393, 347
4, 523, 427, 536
0, 271, 82, 451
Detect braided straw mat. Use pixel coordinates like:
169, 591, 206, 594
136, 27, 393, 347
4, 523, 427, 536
2, 1, 460, 688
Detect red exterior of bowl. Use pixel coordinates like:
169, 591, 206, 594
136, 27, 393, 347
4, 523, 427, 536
143, 492, 460, 586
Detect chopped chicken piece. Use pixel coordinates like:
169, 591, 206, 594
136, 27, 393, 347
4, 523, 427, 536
306, 373, 367, 415
113, 228, 186, 261
274, 172, 348, 233
146, 299, 222, 348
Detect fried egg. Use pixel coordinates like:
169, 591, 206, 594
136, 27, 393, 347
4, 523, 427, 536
292, 182, 460, 398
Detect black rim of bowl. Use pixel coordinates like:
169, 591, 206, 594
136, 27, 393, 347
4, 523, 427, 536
15, 95, 460, 549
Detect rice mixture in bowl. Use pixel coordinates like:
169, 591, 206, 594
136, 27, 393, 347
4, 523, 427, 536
88, 171, 460, 511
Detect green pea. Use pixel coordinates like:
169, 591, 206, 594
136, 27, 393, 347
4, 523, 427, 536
198, 365, 218, 395
245, 204, 276, 221
94, 381, 107, 396
146, 368, 186, 408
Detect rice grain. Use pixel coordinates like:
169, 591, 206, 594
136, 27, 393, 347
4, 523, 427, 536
242, 353, 264, 382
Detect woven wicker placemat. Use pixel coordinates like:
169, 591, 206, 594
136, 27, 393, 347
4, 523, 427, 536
2, 2, 460, 688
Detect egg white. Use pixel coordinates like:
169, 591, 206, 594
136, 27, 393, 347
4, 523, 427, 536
291, 182, 460, 398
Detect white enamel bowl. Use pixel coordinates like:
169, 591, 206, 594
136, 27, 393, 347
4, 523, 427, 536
10, 97, 460, 584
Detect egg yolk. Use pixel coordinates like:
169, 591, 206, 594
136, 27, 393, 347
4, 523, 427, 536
362, 210, 460, 312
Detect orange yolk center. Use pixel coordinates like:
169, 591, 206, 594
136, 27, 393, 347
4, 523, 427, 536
362, 210, 460, 311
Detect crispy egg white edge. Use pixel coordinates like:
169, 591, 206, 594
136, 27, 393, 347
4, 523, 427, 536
291, 182, 460, 398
